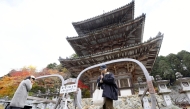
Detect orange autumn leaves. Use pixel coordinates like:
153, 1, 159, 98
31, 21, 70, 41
0, 69, 33, 98
0, 68, 60, 98
0, 67, 89, 98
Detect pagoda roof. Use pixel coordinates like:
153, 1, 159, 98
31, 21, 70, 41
67, 14, 145, 56
72, 1, 134, 36
59, 33, 164, 78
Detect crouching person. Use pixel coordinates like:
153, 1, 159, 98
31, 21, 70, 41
9, 75, 35, 109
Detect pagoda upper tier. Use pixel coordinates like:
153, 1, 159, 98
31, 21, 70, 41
72, 1, 134, 36
67, 14, 145, 56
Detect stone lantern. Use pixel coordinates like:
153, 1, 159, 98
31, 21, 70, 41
136, 77, 149, 95
154, 75, 172, 106
175, 72, 190, 101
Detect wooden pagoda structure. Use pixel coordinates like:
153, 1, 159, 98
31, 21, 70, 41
59, 1, 163, 96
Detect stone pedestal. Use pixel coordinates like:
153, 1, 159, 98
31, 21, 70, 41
162, 94, 172, 106
134, 82, 150, 109
142, 97, 151, 109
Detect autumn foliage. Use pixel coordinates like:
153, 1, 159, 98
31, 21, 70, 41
0, 65, 89, 98
0, 67, 35, 98
78, 80, 89, 89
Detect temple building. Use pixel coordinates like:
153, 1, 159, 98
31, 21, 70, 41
59, 1, 163, 96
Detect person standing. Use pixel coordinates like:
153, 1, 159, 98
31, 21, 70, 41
97, 64, 118, 109
9, 75, 35, 109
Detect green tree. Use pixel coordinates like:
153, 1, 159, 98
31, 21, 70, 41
46, 63, 57, 69
151, 56, 161, 77
151, 50, 190, 85
70, 53, 78, 58
177, 50, 190, 77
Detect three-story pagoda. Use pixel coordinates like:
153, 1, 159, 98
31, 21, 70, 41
59, 1, 163, 96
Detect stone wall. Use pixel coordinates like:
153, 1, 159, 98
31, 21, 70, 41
66, 94, 182, 109
68, 95, 143, 109
1, 94, 183, 109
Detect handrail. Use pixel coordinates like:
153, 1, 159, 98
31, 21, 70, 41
75, 58, 156, 109
35, 74, 82, 109
35, 74, 65, 86
35, 74, 65, 109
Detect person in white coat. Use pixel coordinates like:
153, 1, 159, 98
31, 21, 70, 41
9, 75, 35, 109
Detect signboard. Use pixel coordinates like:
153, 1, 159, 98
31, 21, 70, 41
60, 84, 77, 94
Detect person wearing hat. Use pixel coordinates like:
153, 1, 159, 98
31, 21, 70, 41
8, 75, 35, 109
97, 64, 118, 109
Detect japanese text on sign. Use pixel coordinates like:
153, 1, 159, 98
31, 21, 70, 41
60, 84, 77, 94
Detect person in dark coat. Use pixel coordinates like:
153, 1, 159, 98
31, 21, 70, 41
9, 75, 35, 109
97, 64, 118, 109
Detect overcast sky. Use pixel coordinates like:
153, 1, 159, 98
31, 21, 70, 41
0, 0, 189, 77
